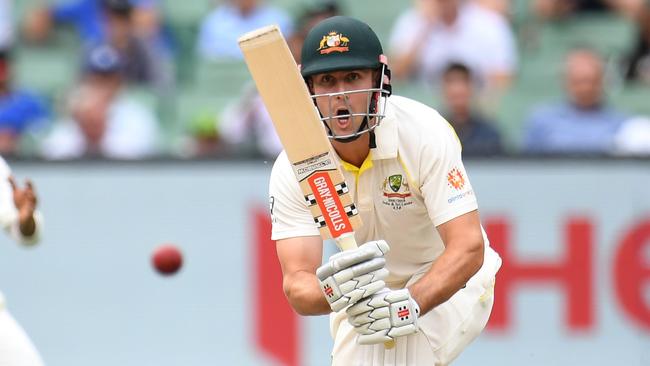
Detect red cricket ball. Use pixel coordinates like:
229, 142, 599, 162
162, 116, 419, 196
151, 244, 183, 275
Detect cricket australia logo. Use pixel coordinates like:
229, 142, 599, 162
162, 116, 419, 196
317, 31, 350, 54
382, 174, 413, 211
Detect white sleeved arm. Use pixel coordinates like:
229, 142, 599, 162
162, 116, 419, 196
477, 8, 518, 74
269, 152, 320, 240
388, 9, 428, 57
0, 157, 42, 246
419, 115, 478, 226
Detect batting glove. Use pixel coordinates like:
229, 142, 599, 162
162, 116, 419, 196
316, 240, 390, 312
346, 288, 421, 345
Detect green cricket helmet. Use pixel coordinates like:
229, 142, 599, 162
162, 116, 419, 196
300, 16, 391, 144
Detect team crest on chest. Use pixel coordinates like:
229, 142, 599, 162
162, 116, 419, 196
388, 174, 402, 192
317, 32, 350, 54
381, 174, 413, 211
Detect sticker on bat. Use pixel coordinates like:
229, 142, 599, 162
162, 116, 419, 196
292, 152, 338, 182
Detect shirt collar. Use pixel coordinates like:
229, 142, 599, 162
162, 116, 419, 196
340, 151, 374, 176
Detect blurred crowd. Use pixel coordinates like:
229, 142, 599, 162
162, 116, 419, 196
1, 0, 649, 160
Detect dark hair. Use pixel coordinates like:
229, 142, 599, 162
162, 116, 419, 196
297, 0, 341, 32
306, 0, 340, 17
443, 62, 472, 80
84, 44, 123, 75
0, 50, 10, 78
102, 0, 133, 16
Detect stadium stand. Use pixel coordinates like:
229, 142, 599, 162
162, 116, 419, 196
8, 0, 650, 156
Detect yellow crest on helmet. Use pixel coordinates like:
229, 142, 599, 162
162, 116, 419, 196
317, 32, 350, 54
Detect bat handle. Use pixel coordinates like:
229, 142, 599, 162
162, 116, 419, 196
334, 232, 358, 251
335, 232, 395, 349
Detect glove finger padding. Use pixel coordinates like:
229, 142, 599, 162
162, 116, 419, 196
347, 288, 421, 345
317, 241, 390, 312
333, 258, 386, 284
321, 269, 389, 312
316, 240, 389, 279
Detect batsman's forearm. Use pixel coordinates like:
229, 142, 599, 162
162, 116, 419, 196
409, 241, 484, 315
283, 270, 331, 316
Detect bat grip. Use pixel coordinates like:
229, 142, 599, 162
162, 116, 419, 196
334, 232, 395, 349
334, 232, 358, 251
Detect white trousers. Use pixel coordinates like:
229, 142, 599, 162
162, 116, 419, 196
330, 248, 501, 366
0, 303, 44, 366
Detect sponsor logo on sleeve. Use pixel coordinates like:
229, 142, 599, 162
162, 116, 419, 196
446, 167, 474, 204
447, 168, 466, 190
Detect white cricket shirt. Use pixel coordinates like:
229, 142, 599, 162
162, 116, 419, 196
270, 96, 498, 286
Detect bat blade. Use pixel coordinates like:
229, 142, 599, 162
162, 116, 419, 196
238, 25, 360, 251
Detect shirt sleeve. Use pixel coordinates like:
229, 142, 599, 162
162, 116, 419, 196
269, 152, 320, 241
0, 157, 42, 246
420, 116, 478, 227
388, 9, 427, 57
522, 107, 548, 153
479, 12, 518, 74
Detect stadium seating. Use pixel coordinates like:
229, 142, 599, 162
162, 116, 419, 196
13, 45, 79, 98
8, 0, 649, 156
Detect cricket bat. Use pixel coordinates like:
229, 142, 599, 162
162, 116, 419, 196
238, 25, 396, 349
238, 25, 360, 251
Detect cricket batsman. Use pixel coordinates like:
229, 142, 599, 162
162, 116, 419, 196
0, 155, 44, 366
269, 15, 502, 365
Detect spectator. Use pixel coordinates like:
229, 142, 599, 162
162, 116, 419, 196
523, 48, 626, 154
183, 111, 226, 158
23, 0, 168, 47
623, 3, 650, 85
219, 85, 282, 158
475, 0, 511, 17
0, 0, 13, 50
23, 0, 173, 92
99, 0, 174, 92
288, 0, 341, 63
41, 44, 159, 159
613, 116, 650, 155
196, 0, 293, 60
0, 51, 50, 155
388, 0, 517, 91
531, 0, 644, 20
440, 62, 503, 156
217, 2, 340, 158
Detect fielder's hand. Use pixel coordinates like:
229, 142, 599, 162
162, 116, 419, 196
347, 288, 420, 345
9, 176, 37, 237
316, 240, 390, 312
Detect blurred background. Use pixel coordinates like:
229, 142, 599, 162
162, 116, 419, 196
0, 0, 649, 365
